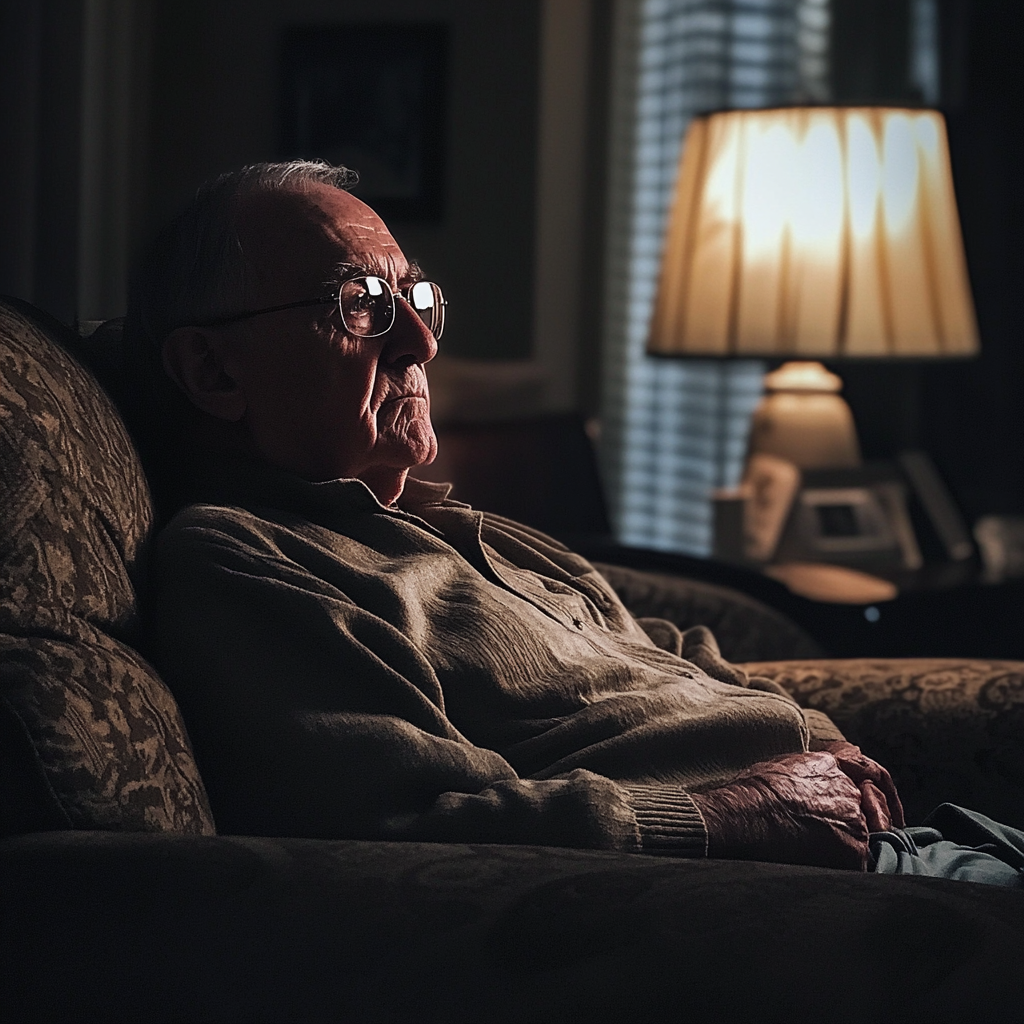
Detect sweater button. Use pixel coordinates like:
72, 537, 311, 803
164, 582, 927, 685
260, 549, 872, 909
572, 617, 584, 629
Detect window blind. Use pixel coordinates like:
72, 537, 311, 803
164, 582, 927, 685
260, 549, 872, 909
599, 0, 830, 555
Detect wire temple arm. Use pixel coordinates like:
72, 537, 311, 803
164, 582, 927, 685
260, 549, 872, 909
186, 296, 335, 329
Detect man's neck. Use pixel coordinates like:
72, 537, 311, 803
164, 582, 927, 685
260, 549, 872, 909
357, 466, 408, 507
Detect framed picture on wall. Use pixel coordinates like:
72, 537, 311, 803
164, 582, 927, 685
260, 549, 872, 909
280, 23, 448, 222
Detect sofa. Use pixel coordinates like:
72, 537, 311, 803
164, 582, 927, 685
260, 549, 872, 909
2, 294, 1023, 1023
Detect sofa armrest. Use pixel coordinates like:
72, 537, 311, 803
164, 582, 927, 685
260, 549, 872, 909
595, 562, 824, 662
743, 658, 1024, 828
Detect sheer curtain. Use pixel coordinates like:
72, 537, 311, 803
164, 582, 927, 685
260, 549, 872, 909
598, 0, 830, 555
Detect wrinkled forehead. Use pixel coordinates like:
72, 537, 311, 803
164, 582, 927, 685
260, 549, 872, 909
236, 184, 408, 300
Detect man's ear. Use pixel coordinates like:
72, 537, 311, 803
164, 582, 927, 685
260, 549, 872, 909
162, 328, 247, 422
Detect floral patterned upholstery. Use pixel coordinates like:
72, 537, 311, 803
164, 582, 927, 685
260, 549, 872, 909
0, 298, 213, 835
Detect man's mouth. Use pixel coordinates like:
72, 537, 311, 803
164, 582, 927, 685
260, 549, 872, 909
381, 393, 427, 406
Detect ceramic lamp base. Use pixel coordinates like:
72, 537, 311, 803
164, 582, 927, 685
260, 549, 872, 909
748, 361, 861, 470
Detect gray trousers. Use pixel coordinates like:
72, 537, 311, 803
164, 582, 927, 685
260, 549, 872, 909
871, 804, 1024, 887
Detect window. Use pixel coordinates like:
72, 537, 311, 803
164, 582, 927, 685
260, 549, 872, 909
598, 0, 903, 555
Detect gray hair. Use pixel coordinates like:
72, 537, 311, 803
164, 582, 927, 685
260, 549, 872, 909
127, 160, 358, 351
120, 161, 358, 512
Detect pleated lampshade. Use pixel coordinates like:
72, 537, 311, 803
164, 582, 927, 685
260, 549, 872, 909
648, 107, 979, 359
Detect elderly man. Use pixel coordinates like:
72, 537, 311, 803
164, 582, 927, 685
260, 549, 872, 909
130, 161, 1021, 883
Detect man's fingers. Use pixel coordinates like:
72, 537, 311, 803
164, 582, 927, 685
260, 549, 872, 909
869, 763, 905, 828
858, 761, 904, 828
886, 783, 906, 829
824, 742, 906, 830
828, 746, 873, 784
860, 780, 891, 833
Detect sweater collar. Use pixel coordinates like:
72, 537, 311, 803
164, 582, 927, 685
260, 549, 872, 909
182, 455, 461, 522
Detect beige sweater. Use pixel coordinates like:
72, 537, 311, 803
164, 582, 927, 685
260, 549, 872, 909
155, 463, 819, 853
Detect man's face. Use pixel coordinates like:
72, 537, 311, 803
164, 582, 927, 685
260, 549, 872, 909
215, 184, 438, 497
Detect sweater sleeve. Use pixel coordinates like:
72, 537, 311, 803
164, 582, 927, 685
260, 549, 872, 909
679, 625, 847, 746
154, 510, 706, 855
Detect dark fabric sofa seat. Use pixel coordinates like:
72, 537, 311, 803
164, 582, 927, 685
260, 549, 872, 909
3, 830, 1024, 1024
2, 294, 1023, 1023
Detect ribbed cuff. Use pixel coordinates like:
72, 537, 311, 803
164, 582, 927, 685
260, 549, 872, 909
620, 783, 708, 857
803, 707, 847, 748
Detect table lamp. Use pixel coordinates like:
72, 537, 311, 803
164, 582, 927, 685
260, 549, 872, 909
648, 107, 979, 472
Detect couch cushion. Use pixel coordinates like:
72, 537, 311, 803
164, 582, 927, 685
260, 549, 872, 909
0, 299, 149, 639
0, 298, 213, 835
595, 562, 824, 662
0, 631, 214, 834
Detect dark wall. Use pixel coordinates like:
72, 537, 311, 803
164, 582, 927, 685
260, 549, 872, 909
925, 0, 1023, 518
833, 0, 1024, 520
145, 0, 540, 360
3, 0, 1018, 507
0, 0, 85, 325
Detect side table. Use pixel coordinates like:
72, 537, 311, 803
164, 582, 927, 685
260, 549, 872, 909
580, 542, 1024, 660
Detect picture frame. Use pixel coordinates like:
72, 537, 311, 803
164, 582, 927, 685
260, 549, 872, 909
280, 23, 449, 222
713, 457, 959, 574
773, 464, 923, 571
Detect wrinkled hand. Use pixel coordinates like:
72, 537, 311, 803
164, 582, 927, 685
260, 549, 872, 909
690, 752, 869, 871
818, 740, 905, 832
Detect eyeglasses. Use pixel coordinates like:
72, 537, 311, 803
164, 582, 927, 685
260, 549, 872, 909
187, 275, 446, 340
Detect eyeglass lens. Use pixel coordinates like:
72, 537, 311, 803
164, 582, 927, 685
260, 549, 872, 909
339, 276, 444, 340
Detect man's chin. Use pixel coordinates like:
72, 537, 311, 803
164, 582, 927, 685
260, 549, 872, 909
416, 429, 439, 466
375, 408, 437, 468
369, 436, 436, 475
406, 432, 438, 468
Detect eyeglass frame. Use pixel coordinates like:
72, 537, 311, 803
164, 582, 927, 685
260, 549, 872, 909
179, 274, 446, 340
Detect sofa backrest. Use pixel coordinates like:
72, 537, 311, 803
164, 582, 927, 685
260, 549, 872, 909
0, 297, 214, 836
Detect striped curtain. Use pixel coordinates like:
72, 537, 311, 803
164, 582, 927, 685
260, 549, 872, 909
599, 0, 830, 554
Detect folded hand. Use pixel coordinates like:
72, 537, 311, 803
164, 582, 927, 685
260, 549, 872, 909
691, 752, 869, 870
817, 740, 905, 831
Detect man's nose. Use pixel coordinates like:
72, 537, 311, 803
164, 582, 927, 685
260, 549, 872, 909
382, 296, 438, 368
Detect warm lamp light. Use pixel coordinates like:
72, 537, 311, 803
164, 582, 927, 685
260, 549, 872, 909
648, 107, 979, 470
750, 360, 860, 468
